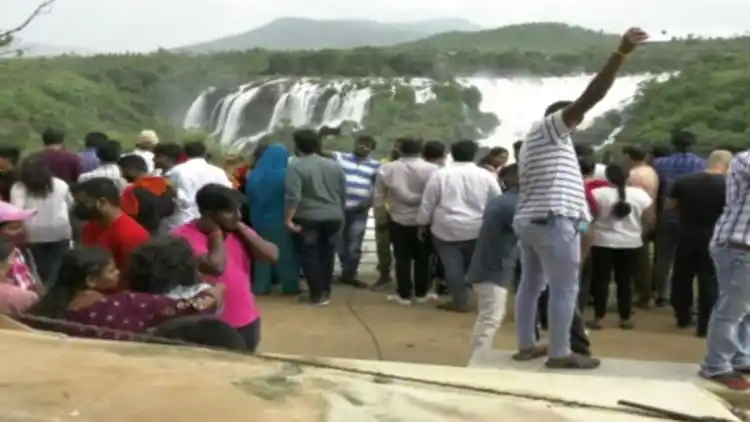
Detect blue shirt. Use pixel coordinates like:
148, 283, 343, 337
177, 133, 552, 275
466, 191, 519, 287
77, 149, 100, 173
333, 151, 380, 210
653, 152, 705, 222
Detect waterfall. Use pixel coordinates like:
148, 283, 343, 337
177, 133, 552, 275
184, 73, 672, 152
458, 74, 665, 152
182, 87, 214, 129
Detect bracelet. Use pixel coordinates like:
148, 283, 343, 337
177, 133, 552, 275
614, 49, 628, 57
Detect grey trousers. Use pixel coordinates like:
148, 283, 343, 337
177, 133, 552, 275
433, 237, 477, 307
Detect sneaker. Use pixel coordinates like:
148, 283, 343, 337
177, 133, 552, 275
298, 294, 330, 307
371, 277, 392, 291
545, 353, 601, 370
311, 297, 330, 307
512, 344, 548, 361
586, 319, 603, 330
619, 320, 634, 330
386, 295, 411, 306
414, 293, 439, 304
700, 371, 750, 391
339, 277, 368, 289
436, 301, 471, 313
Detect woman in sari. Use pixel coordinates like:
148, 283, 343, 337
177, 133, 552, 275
245, 144, 299, 295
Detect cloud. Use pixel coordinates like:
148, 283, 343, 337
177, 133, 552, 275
2, 0, 747, 52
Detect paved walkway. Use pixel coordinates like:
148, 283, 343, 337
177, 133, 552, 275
469, 349, 750, 409
469, 349, 699, 381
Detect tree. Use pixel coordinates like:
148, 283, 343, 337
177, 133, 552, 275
0, 0, 58, 58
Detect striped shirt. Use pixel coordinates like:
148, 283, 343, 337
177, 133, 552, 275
333, 151, 380, 209
78, 163, 128, 192
515, 110, 590, 222
712, 151, 750, 246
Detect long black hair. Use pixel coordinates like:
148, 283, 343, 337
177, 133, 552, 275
126, 236, 202, 294
28, 246, 112, 321
18, 158, 53, 197
605, 163, 632, 219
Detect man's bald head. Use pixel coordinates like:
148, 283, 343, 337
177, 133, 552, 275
707, 150, 733, 174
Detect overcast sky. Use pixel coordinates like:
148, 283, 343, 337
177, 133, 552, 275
4, 0, 749, 52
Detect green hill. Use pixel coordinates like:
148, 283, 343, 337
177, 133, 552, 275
396, 22, 619, 53
178, 18, 482, 53
1, 22, 749, 154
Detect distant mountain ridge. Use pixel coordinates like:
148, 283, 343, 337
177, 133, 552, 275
178, 17, 482, 53
394, 22, 620, 54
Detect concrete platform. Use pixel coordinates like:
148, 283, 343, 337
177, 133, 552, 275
470, 349, 698, 381
469, 349, 750, 409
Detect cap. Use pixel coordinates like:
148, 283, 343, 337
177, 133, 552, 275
0, 201, 35, 223
138, 129, 159, 145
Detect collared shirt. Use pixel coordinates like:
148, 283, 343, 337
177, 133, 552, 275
515, 110, 590, 223
78, 163, 128, 192
653, 152, 705, 199
332, 151, 379, 209
654, 152, 705, 223
77, 149, 100, 173
162, 158, 232, 231
712, 151, 750, 246
122, 148, 155, 174
417, 162, 502, 241
466, 191, 519, 287
374, 157, 438, 226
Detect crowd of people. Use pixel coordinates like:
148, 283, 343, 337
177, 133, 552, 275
0, 26, 749, 392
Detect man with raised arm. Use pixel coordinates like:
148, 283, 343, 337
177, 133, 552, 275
512, 27, 649, 370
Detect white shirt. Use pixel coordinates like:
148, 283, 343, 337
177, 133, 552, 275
515, 110, 590, 222
374, 157, 438, 226
11, 178, 73, 243
593, 163, 607, 181
122, 148, 155, 174
591, 186, 653, 248
417, 162, 502, 241
78, 163, 127, 192
162, 158, 232, 231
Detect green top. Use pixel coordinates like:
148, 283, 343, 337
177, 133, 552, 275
285, 154, 346, 222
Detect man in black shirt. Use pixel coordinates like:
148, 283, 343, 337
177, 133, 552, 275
667, 149, 732, 336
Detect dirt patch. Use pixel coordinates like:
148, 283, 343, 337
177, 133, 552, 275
258, 287, 705, 365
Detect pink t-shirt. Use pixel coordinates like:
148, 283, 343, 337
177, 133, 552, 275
0, 283, 39, 314
171, 222, 258, 328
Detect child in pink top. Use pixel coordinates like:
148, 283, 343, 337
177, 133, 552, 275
0, 236, 39, 314
171, 184, 279, 352
0, 201, 42, 290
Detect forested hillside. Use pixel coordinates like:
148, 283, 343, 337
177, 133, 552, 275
0, 22, 747, 153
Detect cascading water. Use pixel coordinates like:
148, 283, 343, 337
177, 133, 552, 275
183, 73, 671, 153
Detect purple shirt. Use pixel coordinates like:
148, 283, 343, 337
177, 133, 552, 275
63, 290, 217, 340
35, 148, 83, 185
77, 149, 101, 173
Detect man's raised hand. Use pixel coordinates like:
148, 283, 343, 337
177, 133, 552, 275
619, 27, 649, 55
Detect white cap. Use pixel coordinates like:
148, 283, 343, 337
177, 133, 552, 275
138, 129, 159, 145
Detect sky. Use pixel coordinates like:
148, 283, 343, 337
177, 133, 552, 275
3, 0, 749, 52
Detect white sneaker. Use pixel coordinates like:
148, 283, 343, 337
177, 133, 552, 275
387, 295, 412, 306
414, 293, 439, 304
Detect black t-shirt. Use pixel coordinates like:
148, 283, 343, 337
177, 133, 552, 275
669, 172, 726, 233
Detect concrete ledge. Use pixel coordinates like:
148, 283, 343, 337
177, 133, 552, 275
469, 349, 750, 409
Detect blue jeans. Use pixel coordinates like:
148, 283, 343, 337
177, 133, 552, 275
701, 246, 750, 376
336, 210, 369, 280
514, 215, 580, 358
